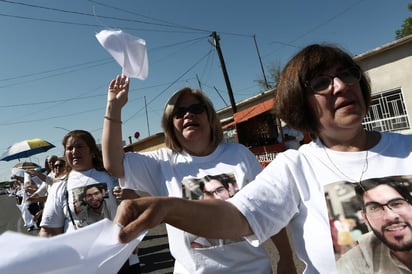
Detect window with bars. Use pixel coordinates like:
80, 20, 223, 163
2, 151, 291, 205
363, 89, 410, 132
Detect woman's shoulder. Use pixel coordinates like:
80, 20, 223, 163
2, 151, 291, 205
219, 142, 250, 153
380, 131, 412, 141
373, 131, 412, 152
92, 169, 116, 182
48, 179, 67, 196
125, 146, 174, 160
214, 143, 256, 159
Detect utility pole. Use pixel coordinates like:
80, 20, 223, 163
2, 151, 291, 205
253, 35, 283, 142
253, 35, 270, 90
144, 96, 151, 136
211, 32, 237, 113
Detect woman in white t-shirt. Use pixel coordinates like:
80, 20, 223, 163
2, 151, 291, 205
113, 44, 412, 273
103, 79, 296, 274
39, 130, 140, 274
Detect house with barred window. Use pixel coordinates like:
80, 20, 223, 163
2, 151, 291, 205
356, 34, 412, 134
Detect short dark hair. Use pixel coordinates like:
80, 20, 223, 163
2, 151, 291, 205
355, 176, 412, 208
84, 183, 105, 195
275, 44, 371, 134
203, 174, 234, 190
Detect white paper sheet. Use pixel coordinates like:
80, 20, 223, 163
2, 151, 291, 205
96, 29, 149, 80
0, 219, 147, 274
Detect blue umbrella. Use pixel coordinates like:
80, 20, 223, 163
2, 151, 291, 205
0, 138, 55, 161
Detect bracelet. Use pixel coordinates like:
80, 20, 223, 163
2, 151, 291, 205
104, 116, 122, 124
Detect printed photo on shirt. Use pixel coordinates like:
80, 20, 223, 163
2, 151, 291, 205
182, 173, 241, 248
182, 173, 238, 201
71, 182, 110, 228
324, 175, 412, 262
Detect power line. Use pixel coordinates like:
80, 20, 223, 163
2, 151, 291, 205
0, 0, 210, 34
87, 0, 213, 33
0, 58, 110, 83
0, 1, 268, 130
262, 0, 366, 59
124, 49, 215, 123
0, 59, 113, 89
0, 94, 104, 108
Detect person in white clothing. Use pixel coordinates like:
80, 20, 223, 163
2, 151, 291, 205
111, 44, 412, 274
27, 155, 58, 200
103, 79, 296, 274
26, 158, 67, 230
39, 130, 140, 274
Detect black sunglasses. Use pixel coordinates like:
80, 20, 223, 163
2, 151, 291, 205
54, 163, 65, 168
173, 103, 206, 119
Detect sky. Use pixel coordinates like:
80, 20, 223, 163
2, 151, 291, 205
0, 0, 410, 180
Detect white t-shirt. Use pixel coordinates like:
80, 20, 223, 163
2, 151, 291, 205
121, 143, 273, 274
229, 131, 412, 274
41, 169, 117, 232
33, 171, 55, 197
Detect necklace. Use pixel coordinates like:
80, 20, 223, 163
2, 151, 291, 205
323, 146, 369, 183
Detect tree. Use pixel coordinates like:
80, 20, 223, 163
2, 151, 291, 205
255, 63, 282, 91
395, 3, 412, 39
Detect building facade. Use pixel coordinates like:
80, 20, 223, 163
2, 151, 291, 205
356, 34, 412, 134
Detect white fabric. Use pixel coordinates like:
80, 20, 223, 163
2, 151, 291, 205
10, 167, 25, 178
16, 171, 37, 228
19, 198, 35, 228
31, 175, 43, 186
121, 143, 272, 274
96, 29, 148, 80
34, 181, 48, 197
0, 219, 147, 274
337, 232, 412, 273
229, 131, 412, 274
34, 171, 57, 196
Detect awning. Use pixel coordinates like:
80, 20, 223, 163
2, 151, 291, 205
233, 98, 275, 124
222, 120, 236, 129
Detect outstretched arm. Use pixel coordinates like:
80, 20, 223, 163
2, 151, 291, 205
271, 229, 297, 274
102, 75, 129, 178
39, 226, 64, 237
114, 196, 253, 243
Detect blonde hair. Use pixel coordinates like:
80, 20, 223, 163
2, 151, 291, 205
161, 87, 223, 153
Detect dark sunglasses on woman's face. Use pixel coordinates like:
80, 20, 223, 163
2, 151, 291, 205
54, 163, 65, 168
173, 103, 206, 119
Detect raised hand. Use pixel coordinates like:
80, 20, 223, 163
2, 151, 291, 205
107, 75, 129, 108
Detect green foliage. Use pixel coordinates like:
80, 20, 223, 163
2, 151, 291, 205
395, 3, 412, 39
